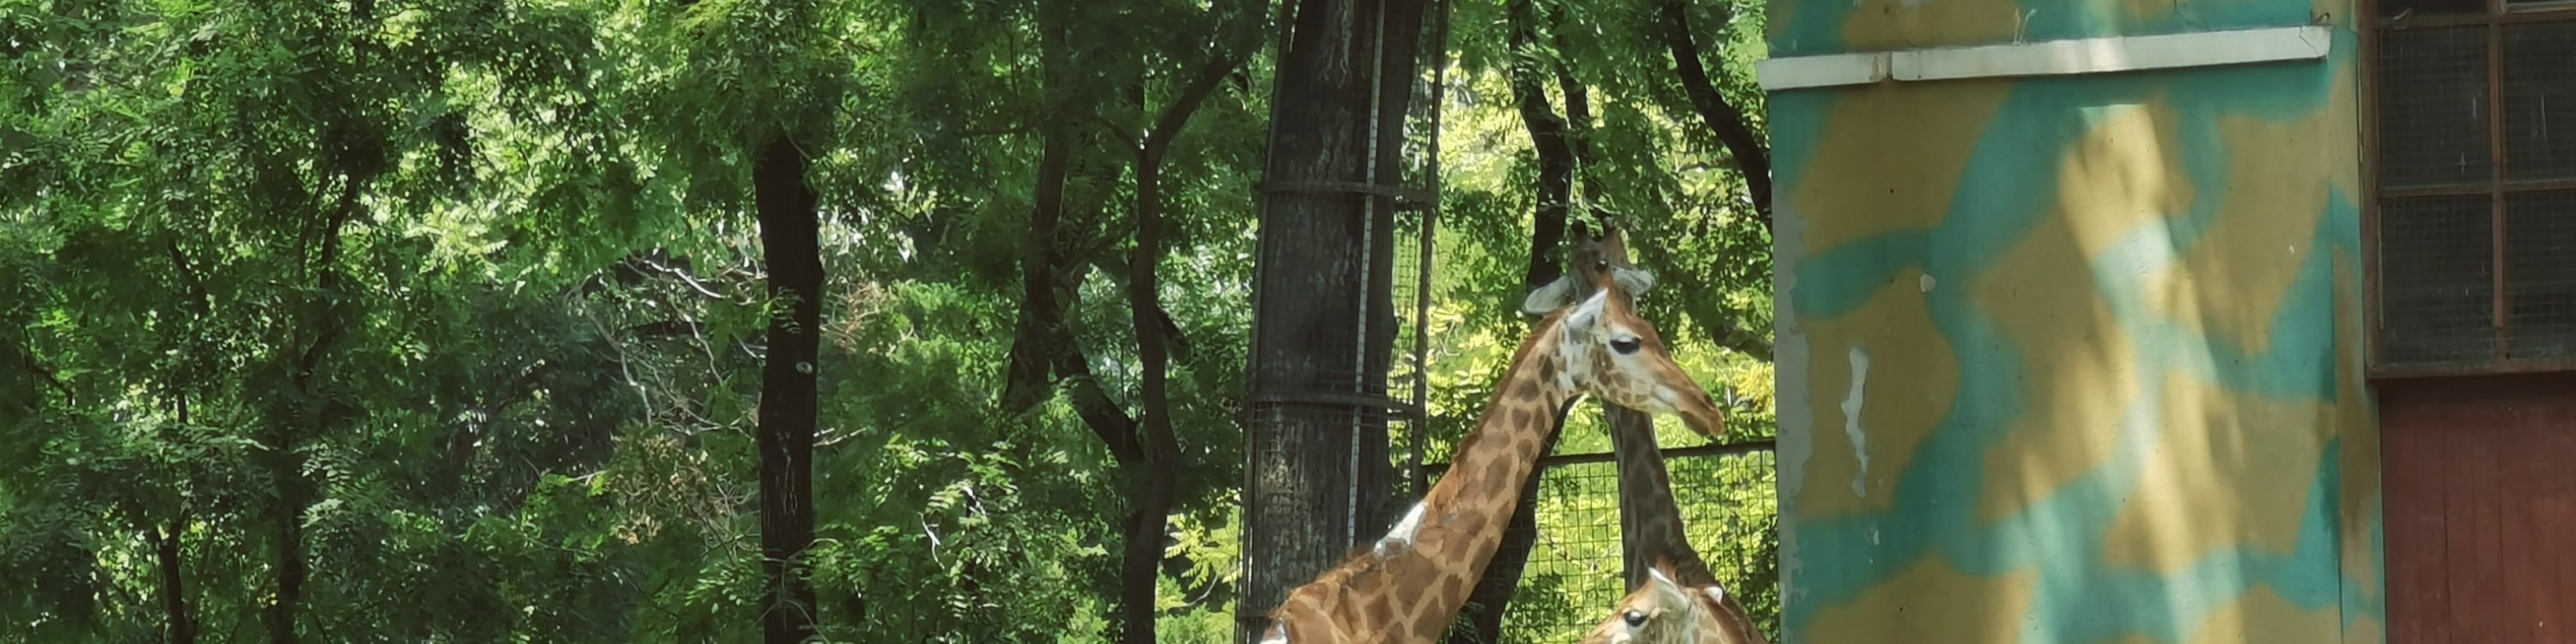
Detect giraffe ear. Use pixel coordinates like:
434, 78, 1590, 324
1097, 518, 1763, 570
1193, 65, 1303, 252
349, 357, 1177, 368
1520, 273, 1579, 317
1609, 264, 1655, 295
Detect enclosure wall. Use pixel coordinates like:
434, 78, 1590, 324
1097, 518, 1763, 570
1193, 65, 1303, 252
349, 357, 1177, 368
1762, 1, 2385, 642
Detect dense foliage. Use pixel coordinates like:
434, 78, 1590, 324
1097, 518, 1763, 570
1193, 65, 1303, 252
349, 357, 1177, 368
0, 0, 1774, 640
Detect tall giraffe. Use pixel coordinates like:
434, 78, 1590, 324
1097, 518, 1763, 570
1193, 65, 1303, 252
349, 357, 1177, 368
1528, 229, 1767, 644
1521, 228, 1726, 587
1578, 558, 1768, 644
1256, 267, 1727, 644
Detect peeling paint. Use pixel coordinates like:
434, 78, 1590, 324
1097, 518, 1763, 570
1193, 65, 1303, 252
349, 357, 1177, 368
1841, 347, 1873, 498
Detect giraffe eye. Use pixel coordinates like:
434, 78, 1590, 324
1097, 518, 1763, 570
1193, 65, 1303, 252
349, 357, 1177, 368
1609, 335, 1643, 355
1623, 609, 1648, 627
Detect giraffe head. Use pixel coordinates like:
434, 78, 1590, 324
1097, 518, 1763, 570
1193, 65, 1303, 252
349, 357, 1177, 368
1579, 562, 1707, 644
1550, 270, 1728, 441
1582, 559, 1768, 644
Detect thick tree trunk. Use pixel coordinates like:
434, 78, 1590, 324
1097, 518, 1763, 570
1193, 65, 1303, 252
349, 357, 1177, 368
753, 134, 823, 644
1240, 0, 1428, 640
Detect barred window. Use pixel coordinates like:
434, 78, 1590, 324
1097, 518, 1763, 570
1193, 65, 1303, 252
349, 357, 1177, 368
2372, 0, 2576, 375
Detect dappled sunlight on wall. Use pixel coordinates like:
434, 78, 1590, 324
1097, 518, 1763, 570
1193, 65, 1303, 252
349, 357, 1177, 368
1767, 9, 2381, 643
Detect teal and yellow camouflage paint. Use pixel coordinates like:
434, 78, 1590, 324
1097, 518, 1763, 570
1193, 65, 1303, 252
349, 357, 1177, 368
1765, 1, 2383, 642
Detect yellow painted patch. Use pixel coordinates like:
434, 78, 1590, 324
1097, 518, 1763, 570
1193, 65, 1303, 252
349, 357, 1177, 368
2100, 369, 2332, 572
1790, 82, 2014, 255
2342, 614, 2386, 644
2145, 70, 2357, 355
1971, 102, 2190, 523
1840, 0, 2021, 52
1802, 556, 2038, 644
1795, 267, 1957, 517
2180, 586, 2342, 644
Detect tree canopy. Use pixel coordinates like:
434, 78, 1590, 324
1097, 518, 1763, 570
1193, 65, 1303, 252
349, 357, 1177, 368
0, 0, 1775, 640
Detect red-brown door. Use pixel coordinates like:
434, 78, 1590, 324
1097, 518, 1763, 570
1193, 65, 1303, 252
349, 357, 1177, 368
2382, 372, 2576, 643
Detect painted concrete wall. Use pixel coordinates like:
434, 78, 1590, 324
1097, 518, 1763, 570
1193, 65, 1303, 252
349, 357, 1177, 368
1764, 2, 2384, 643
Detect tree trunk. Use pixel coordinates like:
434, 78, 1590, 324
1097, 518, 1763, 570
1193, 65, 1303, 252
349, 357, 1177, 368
161, 392, 197, 644
1505, 0, 1573, 293
1122, 138, 1183, 644
1240, 0, 1428, 640
1120, 27, 1259, 641
999, 118, 1073, 415
268, 179, 360, 644
753, 134, 823, 644
156, 519, 193, 644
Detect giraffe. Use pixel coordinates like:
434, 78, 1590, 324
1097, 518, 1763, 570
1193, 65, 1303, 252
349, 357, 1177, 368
1577, 558, 1768, 644
1522, 228, 1728, 587
1528, 228, 1765, 643
1255, 264, 1728, 644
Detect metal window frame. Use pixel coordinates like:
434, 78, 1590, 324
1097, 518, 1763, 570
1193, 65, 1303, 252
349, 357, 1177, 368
2366, 0, 2576, 379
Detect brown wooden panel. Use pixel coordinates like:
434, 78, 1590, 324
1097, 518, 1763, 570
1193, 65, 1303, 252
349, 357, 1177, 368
2385, 409, 2440, 644
2380, 371, 2576, 643
2555, 420, 2576, 640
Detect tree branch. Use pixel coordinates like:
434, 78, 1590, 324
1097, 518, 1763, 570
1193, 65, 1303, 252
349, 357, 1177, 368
1659, 0, 1771, 233
1506, 0, 1576, 293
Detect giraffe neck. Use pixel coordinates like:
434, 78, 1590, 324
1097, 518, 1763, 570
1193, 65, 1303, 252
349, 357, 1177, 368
1609, 406, 1720, 587
1261, 318, 1580, 644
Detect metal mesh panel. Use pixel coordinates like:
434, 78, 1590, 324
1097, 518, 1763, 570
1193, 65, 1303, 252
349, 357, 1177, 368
2379, 194, 2496, 365
2507, 190, 2576, 359
2375, 26, 2491, 190
2504, 22, 2576, 181
1421, 449, 1780, 643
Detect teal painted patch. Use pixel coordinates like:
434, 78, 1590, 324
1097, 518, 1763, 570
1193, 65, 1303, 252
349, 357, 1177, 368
1767, 92, 1838, 204
1767, 0, 1853, 58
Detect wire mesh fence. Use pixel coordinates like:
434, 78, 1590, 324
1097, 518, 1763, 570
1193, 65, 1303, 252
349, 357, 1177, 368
1421, 444, 1781, 643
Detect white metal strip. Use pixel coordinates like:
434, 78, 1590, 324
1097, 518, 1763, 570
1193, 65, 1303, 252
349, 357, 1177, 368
1755, 25, 2333, 91
1753, 52, 1889, 91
